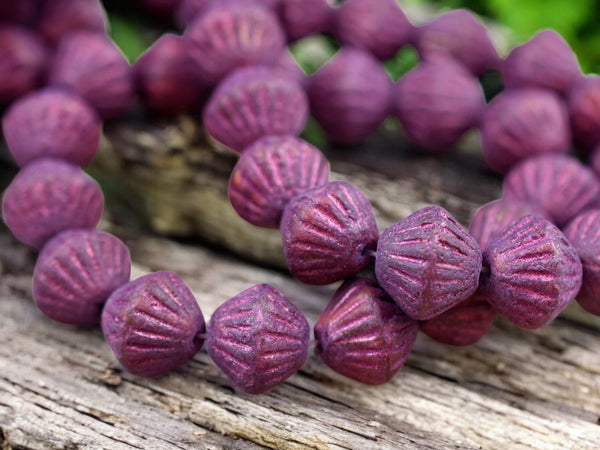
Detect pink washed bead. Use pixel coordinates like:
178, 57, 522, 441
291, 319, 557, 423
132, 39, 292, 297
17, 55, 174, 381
308, 48, 393, 145
228, 135, 329, 228
279, 0, 333, 42
315, 279, 418, 385
37, 0, 107, 44
33, 229, 131, 326
468, 199, 547, 252
2, 158, 104, 249
375, 205, 482, 321
270, 51, 308, 89
203, 66, 308, 152
480, 216, 582, 329
102, 271, 206, 377
206, 284, 310, 394
416, 9, 499, 75
563, 209, 600, 316
334, 0, 413, 61
281, 181, 379, 285
568, 75, 600, 150
481, 89, 571, 174
2, 87, 101, 167
502, 154, 600, 228
186, 2, 285, 84
49, 31, 134, 119
419, 289, 495, 346
502, 30, 582, 95
134, 34, 206, 116
394, 59, 485, 152
0, 25, 48, 106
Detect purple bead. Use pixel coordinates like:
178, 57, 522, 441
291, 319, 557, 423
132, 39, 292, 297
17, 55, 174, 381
0, 1, 39, 26
2, 158, 104, 249
203, 66, 308, 152
468, 199, 547, 252
134, 34, 207, 116
375, 205, 482, 321
279, 0, 333, 42
33, 229, 131, 326
568, 75, 600, 151
419, 289, 495, 346
102, 271, 206, 377
186, 2, 285, 84
315, 279, 418, 385
0, 25, 48, 107
270, 51, 308, 89
394, 59, 485, 152
334, 0, 413, 61
229, 135, 329, 228
280, 181, 379, 285
175, 0, 213, 26
206, 284, 310, 394
416, 9, 499, 75
480, 216, 582, 330
563, 209, 600, 316
502, 154, 600, 228
37, 0, 107, 44
308, 48, 393, 145
49, 31, 134, 119
502, 30, 582, 96
480, 89, 571, 174
2, 87, 101, 167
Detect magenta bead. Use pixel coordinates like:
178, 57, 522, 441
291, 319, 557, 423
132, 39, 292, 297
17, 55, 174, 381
102, 271, 206, 377
33, 229, 131, 326
203, 66, 308, 152
375, 206, 482, 321
49, 31, 134, 119
419, 290, 495, 346
37, 0, 107, 44
468, 199, 547, 252
2, 158, 104, 249
308, 48, 393, 145
481, 89, 571, 174
502, 154, 600, 228
334, 0, 413, 61
281, 181, 379, 285
270, 51, 308, 88
480, 216, 582, 329
568, 75, 600, 150
206, 284, 310, 394
394, 59, 484, 152
502, 30, 582, 95
280, 0, 333, 42
2, 87, 101, 167
186, 3, 285, 84
563, 209, 600, 316
315, 279, 418, 385
175, 0, 213, 26
416, 9, 499, 75
229, 135, 329, 228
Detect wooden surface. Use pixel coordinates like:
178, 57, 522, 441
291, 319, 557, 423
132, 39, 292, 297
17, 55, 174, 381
1, 120, 600, 449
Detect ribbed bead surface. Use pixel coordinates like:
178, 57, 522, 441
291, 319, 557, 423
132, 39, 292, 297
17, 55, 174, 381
279, 0, 332, 42
334, 0, 413, 61
502, 30, 582, 95
102, 271, 205, 377
502, 154, 600, 227
2, 87, 101, 167
468, 199, 547, 252
280, 181, 379, 285
563, 209, 600, 316
186, 3, 285, 84
481, 89, 571, 174
308, 48, 393, 145
375, 205, 482, 320
2, 158, 104, 249
229, 135, 329, 228
49, 31, 134, 119
204, 66, 308, 152
33, 229, 131, 326
568, 75, 600, 150
315, 279, 418, 385
419, 289, 495, 346
206, 284, 310, 394
480, 217, 582, 329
